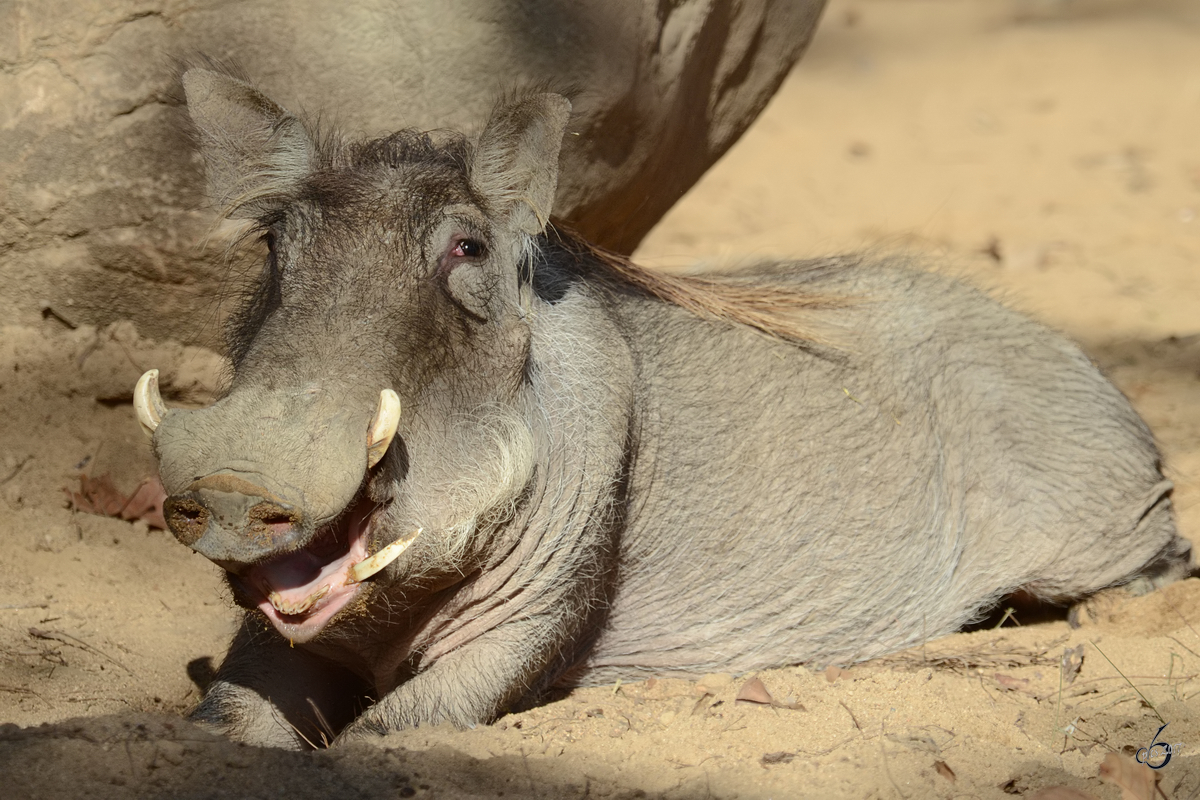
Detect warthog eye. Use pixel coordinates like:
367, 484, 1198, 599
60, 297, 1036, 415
451, 238, 485, 259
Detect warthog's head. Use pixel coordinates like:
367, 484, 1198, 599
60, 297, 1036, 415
140, 69, 570, 643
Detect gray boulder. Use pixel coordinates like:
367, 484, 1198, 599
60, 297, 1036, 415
0, 0, 824, 342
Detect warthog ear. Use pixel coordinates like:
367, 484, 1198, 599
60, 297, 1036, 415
471, 94, 572, 237
182, 69, 313, 218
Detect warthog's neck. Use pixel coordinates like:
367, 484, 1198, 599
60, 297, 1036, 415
306, 284, 640, 694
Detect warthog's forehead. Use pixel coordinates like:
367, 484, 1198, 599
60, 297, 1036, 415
288, 131, 480, 232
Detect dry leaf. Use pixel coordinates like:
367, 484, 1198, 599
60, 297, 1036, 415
66, 474, 167, 530
121, 478, 168, 529
735, 677, 773, 704
1099, 752, 1156, 800
1062, 644, 1085, 685
825, 665, 852, 682
994, 673, 1030, 691
934, 760, 956, 782
67, 473, 126, 516
1027, 788, 1099, 800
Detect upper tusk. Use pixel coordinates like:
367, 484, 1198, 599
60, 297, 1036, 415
366, 389, 401, 468
134, 369, 168, 437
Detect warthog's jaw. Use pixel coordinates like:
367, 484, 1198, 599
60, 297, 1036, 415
237, 493, 382, 643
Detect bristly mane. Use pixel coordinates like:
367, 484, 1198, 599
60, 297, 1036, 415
537, 225, 852, 349
193, 81, 850, 351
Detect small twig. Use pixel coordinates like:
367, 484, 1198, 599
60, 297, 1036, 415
0, 603, 49, 611
1065, 721, 1115, 754
1090, 640, 1165, 725
0, 684, 47, 704
667, 754, 723, 769
39, 302, 78, 330
1168, 635, 1200, 661
1163, 595, 1200, 643
1168, 653, 1184, 701
976, 674, 997, 709
514, 715, 576, 736
839, 700, 863, 731
0, 456, 31, 485
1069, 672, 1199, 687
1056, 648, 1065, 749
28, 628, 133, 675
796, 734, 862, 758
876, 633, 1067, 673
992, 607, 1018, 629
879, 721, 908, 800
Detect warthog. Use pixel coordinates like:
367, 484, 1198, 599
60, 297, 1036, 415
139, 68, 1192, 748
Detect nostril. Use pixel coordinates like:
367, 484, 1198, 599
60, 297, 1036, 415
164, 497, 211, 546
247, 502, 301, 542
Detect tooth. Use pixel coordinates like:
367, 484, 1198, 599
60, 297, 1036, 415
349, 528, 422, 583
268, 584, 330, 616
367, 389, 402, 468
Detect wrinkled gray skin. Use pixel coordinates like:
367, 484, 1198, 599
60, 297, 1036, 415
154, 69, 1194, 750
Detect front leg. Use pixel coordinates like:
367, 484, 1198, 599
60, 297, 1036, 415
338, 615, 571, 740
191, 615, 367, 749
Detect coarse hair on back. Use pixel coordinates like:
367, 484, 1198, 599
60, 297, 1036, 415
536, 225, 855, 350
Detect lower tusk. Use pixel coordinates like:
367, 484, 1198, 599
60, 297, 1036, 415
348, 528, 422, 583
366, 389, 402, 468
134, 369, 168, 437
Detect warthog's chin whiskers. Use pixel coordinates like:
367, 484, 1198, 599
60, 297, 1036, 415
348, 528, 423, 583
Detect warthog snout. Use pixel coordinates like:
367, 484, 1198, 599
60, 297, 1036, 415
138, 368, 411, 643
136, 368, 403, 568
164, 472, 305, 566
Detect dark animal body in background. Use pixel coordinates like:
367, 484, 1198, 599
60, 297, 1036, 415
139, 68, 1193, 748
1, 0, 826, 342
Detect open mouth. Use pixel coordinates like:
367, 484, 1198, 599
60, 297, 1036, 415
237, 493, 417, 643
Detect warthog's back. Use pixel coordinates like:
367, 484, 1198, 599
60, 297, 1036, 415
581, 258, 1186, 679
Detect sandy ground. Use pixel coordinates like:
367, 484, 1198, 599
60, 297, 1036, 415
2, 0, 1200, 797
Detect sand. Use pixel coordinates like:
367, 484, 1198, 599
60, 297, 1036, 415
1, 0, 1198, 797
